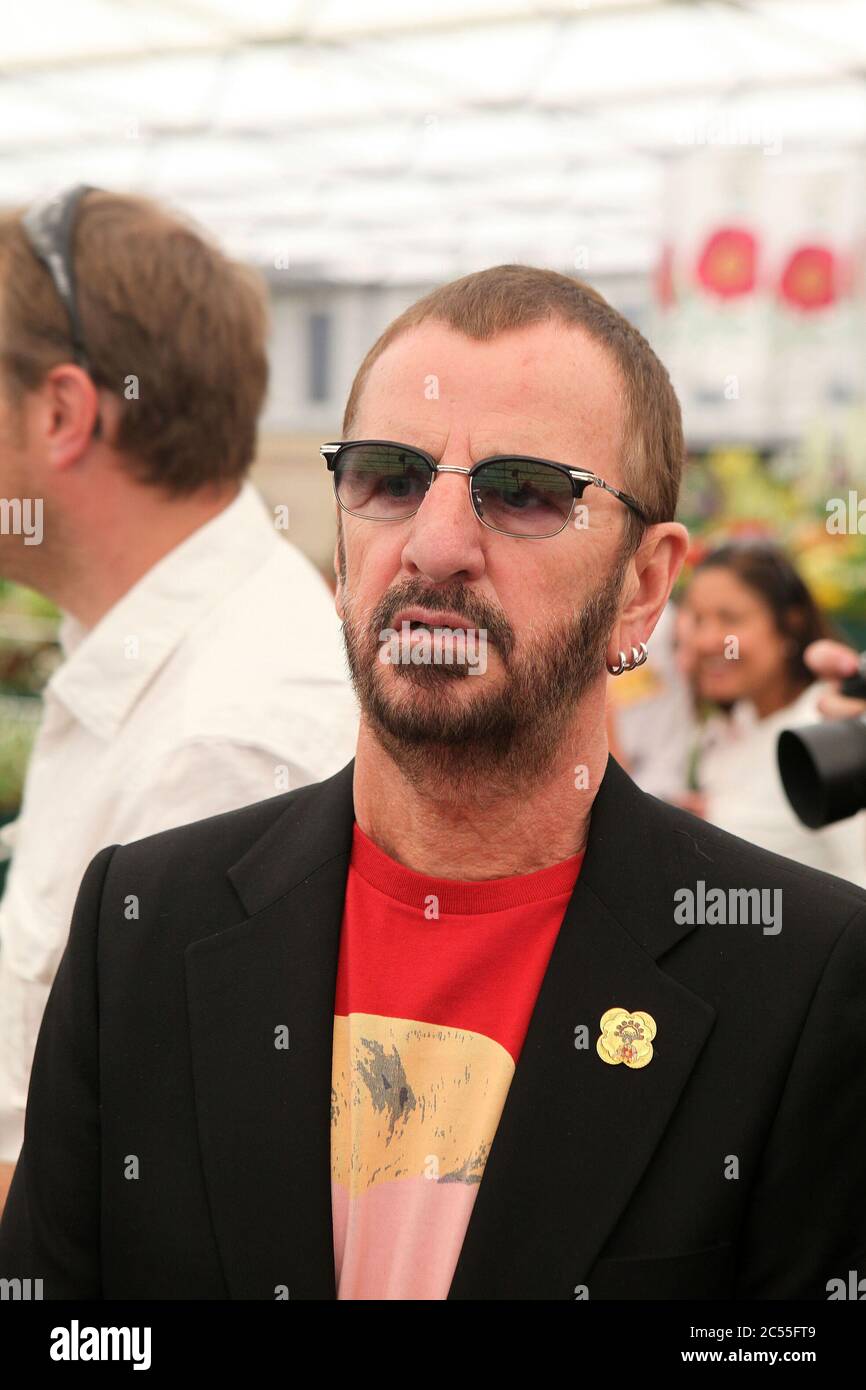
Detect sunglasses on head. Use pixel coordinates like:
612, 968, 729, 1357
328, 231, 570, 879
321, 439, 648, 540
20, 183, 102, 437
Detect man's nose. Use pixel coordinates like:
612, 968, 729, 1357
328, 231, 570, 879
401, 468, 486, 582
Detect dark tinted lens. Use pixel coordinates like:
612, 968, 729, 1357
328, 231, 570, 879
472, 459, 574, 536
335, 443, 431, 519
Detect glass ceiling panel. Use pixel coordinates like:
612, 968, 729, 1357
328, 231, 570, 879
0, 1, 860, 281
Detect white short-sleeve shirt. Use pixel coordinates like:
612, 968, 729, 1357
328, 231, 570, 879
0, 481, 359, 1162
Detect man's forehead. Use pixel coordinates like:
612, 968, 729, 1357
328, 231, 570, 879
365, 318, 614, 391
355, 318, 623, 460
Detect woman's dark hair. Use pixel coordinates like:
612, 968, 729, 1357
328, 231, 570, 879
694, 539, 834, 689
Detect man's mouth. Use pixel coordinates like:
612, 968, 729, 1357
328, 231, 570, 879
393, 608, 474, 632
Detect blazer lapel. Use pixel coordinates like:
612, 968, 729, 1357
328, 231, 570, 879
185, 760, 356, 1300
447, 759, 717, 1299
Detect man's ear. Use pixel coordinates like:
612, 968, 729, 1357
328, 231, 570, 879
607, 521, 689, 665
38, 363, 103, 472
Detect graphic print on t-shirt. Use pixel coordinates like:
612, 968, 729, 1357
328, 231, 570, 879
330, 822, 583, 1300
332, 1014, 510, 1188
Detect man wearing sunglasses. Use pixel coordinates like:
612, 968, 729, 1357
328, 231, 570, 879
0, 187, 358, 1217
2, 264, 865, 1300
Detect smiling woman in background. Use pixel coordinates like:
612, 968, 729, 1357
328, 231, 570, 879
683, 540, 866, 888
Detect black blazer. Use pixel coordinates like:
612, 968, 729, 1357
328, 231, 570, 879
2, 755, 865, 1300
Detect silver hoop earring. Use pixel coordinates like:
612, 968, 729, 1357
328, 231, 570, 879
630, 641, 649, 669
607, 640, 648, 676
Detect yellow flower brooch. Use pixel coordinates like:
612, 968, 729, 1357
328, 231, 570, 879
596, 1007, 657, 1069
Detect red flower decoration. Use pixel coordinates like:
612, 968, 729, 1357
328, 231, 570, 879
685, 539, 709, 569
654, 243, 675, 309
696, 227, 757, 299
779, 245, 837, 311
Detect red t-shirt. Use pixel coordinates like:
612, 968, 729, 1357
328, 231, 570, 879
331, 821, 584, 1299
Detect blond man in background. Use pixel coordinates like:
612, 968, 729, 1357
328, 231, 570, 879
0, 187, 359, 1209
